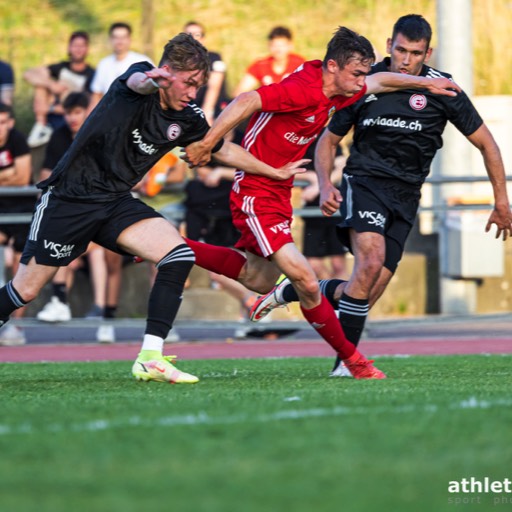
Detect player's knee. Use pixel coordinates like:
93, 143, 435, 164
156, 244, 195, 286
290, 273, 319, 299
12, 283, 38, 303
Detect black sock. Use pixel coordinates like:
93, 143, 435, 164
319, 279, 346, 309
52, 282, 68, 304
333, 293, 369, 369
281, 278, 345, 304
0, 281, 29, 321
145, 244, 194, 339
103, 306, 117, 319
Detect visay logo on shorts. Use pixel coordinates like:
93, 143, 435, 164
270, 221, 291, 234
44, 240, 75, 259
358, 210, 386, 228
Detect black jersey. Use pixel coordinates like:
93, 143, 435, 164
39, 61, 223, 202
328, 58, 483, 187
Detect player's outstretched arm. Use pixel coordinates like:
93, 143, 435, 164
184, 91, 262, 167
467, 124, 512, 240
366, 72, 461, 97
212, 140, 309, 180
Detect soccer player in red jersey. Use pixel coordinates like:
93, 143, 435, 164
183, 27, 460, 379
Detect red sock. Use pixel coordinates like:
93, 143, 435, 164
185, 238, 246, 280
301, 295, 356, 359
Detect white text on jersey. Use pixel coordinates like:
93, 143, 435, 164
284, 132, 317, 145
362, 116, 423, 132
132, 128, 158, 155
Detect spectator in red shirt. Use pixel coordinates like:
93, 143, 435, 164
234, 26, 305, 95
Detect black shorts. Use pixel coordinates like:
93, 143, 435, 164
0, 224, 31, 252
302, 215, 348, 258
337, 174, 421, 272
20, 189, 162, 266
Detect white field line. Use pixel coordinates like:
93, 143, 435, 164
0, 396, 511, 437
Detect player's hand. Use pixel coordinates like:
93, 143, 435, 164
145, 67, 174, 89
276, 159, 310, 180
181, 142, 212, 167
486, 204, 512, 240
320, 183, 342, 216
427, 77, 462, 97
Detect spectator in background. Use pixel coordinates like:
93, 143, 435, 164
88, 22, 153, 112
0, 103, 32, 345
233, 26, 306, 95
0, 60, 14, 106
23, 31, 94, 148
183, 21, 230, 125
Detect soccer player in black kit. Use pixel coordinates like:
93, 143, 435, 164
249, 14, 512, 377
0, 33, 306, 383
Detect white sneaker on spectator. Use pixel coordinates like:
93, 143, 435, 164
96, 324, 115, 344
0, 324, 26, 346
27, 122, 53, 148
36, 296, 72, 322
164, 327, 180, 343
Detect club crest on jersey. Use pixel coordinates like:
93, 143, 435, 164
167, 124, 182, 141
328, 106, 336, 120
409, 94, 427, 111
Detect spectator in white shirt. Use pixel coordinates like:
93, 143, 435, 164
88, 22, 153, 112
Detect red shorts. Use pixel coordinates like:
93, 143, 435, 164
230, 184, 294, 258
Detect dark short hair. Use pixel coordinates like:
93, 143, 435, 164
63, 92, 90, 111
69, 31, 89, 44
159, 33, 210, 81
0, 103, 13, 118
183, 20, 205, 37
323, 26, 375, 69
109, 22, 132, 36
392, 14, 432, 47
268, 26, 293, 41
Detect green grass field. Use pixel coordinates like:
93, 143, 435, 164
1, 355, 511, 512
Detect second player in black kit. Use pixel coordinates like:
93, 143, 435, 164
329, 56, 483, 270
0, 33, 304, 384
249, 15, 512, 377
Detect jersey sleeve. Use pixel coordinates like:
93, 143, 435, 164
210, 52, 227, 74
444, 90, 483, 136
257, 80, 312, 113
328, 100, 360, 137
48, 62, 63, 80
118, 61, 153, 84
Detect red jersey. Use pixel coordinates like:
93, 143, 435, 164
246, 53, 306, 86
235, 60, 367, 194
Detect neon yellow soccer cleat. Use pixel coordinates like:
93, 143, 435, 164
132, 351, 199, 384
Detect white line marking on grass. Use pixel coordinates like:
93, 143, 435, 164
1, 396, 511, 436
